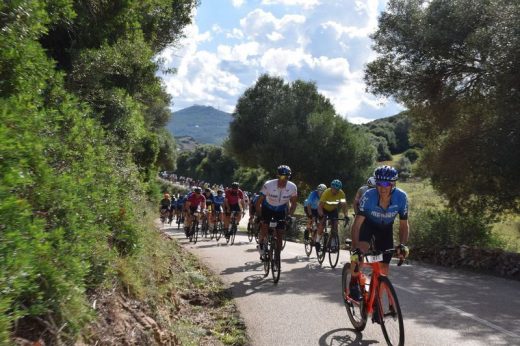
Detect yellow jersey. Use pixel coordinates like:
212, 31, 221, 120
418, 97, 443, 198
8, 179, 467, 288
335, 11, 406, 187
319, 188, 346, 212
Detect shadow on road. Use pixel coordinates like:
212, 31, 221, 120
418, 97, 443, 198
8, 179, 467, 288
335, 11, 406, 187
319, 328, 378, 346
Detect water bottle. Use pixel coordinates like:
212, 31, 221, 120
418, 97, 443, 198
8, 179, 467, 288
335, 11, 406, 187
359, 273, 367, 295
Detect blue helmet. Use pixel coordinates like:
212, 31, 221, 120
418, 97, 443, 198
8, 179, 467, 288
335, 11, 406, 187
374, 165, 398, 181
331, 179, 342, 189
277, 165, 292, 177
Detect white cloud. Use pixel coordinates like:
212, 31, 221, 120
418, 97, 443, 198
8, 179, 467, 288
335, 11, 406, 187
217, 42, 260, 64
231, 0, 245, 7
267, 31, 284, 41
261, 0, 320, 10
226, 28, 244, 39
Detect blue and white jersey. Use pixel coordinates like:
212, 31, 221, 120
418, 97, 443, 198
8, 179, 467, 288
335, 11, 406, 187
176, 195, 187, 206
260, 179, 297, 212
304, 190, 320, 210
213, 195, 225, 207
359, 188, 408, 227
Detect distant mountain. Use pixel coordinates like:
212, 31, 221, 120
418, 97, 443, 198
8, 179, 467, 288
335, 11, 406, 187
167, 105, 232, 145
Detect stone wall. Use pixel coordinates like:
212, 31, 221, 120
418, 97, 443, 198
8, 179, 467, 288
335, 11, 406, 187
411, 245, 520, 281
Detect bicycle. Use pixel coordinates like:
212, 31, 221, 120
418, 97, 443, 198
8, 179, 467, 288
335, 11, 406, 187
188, 212, 200, 244
226, 211, 239, 245
303, 216, 319, 257
200, 210, 210, 238
160, 207, 169, 225
341, 240, 405, 346
212, 210, 223, 241
176, 209, 184, 229
261, 217, 286, 283
316, 216, 346, 268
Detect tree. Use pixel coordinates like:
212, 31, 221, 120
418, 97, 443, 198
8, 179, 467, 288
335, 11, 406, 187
365, 0, 520, 214
176, 146, 238, 185
229, 74, 375, 194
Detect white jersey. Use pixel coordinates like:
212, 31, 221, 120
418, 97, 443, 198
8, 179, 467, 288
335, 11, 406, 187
260, 179, 297, 211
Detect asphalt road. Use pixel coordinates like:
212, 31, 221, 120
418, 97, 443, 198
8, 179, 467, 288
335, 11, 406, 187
164, 222, 520, 346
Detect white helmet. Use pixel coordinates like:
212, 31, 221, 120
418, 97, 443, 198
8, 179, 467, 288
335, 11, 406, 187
367, 177, 376, 188
317, 183, 327, 192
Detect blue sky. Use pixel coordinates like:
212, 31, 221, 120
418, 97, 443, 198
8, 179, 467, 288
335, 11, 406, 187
158, 0, 405, 124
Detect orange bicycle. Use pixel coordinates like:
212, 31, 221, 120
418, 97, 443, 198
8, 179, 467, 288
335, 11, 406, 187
341, 240, 405, 346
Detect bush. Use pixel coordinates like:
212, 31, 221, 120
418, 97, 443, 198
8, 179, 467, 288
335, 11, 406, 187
409, 209, 504, 249
403, 148, 420, 163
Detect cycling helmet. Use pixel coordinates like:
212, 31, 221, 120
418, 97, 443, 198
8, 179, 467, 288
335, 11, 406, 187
194, 187, 202, 193
204, 188, 211, 193
217, 189, 223, 194
367, 177, 376, 188
317, 183, 327, 192
231, 182, 239, 188
277, 165, 292, 176
374, 165, 398, 181
331, 179, 342, 190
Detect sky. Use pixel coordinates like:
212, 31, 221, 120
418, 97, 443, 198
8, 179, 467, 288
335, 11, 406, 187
157, 0, 405, 124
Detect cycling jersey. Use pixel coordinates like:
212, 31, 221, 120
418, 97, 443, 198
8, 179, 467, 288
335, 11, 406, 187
213, 195, 225, 207
186, 193, 206, 209
319, 188, 346, 212
358, 188, 408, 226
160, 198, 170, 209
176, 195, 187, 207
225, 188, 244, 205
260, 179, 297, 212
304, 190, 320, 210
204, 193, 214, 205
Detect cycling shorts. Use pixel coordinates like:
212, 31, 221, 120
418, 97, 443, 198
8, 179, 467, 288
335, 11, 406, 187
321, 208, 339, 221
226, 203, 241, 214
306, 208, 318, 219
260, 207, 286, 229
359, 220, 394, 263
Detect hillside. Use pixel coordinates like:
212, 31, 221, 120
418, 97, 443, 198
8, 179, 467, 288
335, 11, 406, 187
168, 105, 232, 145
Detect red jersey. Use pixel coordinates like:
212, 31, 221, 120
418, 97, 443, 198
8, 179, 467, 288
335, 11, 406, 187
225, 188, 244, 205
186, 192, 206, 209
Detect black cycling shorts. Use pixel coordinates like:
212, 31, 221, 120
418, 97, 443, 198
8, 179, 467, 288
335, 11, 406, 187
260, 207, 286, 229
358, 220, 394, 263
226, 203, 241, 214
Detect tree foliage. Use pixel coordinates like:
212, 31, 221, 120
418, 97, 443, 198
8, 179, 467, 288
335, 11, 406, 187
229, 74, 375, 195
0, 0, 197, 343
365, 0, 520, 214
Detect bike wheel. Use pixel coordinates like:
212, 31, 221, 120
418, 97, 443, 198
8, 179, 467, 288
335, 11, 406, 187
230, 224, 237, 245
215, 221, 222, 241
378, 276, 405, 346
317, 233, 327, 265
304, 235, 313, 257
254, 223, 260, 243
263, 242, 270, 277
328, 233, 340, 268
270, 239, 280, 283
193, 223, 199, 244
341, 263, 367, 331
247, 222, 254, 242
281, 231, 287, 250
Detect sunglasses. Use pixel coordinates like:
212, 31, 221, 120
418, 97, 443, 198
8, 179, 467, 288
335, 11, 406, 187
376, 181, 394, 187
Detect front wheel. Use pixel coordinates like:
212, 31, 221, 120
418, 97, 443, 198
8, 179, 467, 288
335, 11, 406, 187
215, 221, 223, 241
270, 238, 281, 283
192, 222, 199, 244
316, 233, 328, 265
304, 229, 313, 257
263, 242, 270, 277
341, 263, 367, 331
328, 232, 340, 268
378, 276, 405, 346
281, 231, 287, 250
230, 224, 237, 245
247, 222, 254, 242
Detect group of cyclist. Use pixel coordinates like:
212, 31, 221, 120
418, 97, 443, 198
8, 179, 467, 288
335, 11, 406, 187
162, 163, 410, 303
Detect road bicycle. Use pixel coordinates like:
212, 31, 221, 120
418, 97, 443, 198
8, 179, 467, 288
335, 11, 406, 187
341, 240, 405, 346
212, 210, 223, 241
261, 217, 286, 283
200, 210, 210, 238
316, 216, 346, 268
188, 212, 200, 244
247, 217, 258, 242
176, 209, 184, 229
160, 207, 169, 225
303, 215, 319, 257
226, 211, 239, 245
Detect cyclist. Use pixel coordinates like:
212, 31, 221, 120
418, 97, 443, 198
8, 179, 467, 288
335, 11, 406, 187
303, 183, 327, 243
248, 192, 260, 223
168, 194, 177, 224
160, 193, 171, 221
223, 182, 246, 239
184, 187, 206, 236
348, 165, 409, 302
203, 187, 215, 231
213, 189, 225, 227
255, 165, 298, 260
317, 179, 348, 252
353, 177, 376, 215
175, 193, 187, 222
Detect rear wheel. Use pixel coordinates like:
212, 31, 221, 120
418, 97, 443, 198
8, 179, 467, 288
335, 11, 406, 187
193, 222, 199, 244
328, 232, 340, 268
263, 241, 270, 277
378, 276, 405, 346
281, 231, 287, 250
341, 263, 367, 331
304, 230, 313, 257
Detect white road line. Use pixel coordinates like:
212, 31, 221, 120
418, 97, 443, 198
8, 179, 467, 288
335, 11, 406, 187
394, 284, 520, 339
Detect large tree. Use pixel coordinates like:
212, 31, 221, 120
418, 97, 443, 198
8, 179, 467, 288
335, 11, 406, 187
365, 0, 520, 214
228, 74, 375, 194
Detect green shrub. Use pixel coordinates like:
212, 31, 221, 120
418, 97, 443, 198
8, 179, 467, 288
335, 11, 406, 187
403, 148, 420, 163
409, 209, 504, 249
